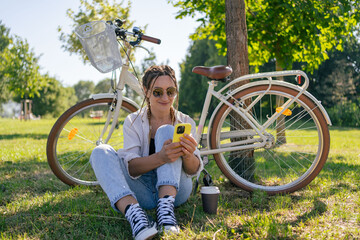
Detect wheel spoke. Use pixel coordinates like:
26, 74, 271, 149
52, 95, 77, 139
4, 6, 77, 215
47, 98, 137, 186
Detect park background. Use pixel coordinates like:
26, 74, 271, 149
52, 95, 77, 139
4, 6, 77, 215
1, 0, 359, 239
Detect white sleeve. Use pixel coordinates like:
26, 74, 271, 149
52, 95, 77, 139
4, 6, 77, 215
117, 116, 142, 179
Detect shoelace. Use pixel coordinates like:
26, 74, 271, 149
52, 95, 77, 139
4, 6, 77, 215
156, 196, 177, 226
125, 204, 149, 235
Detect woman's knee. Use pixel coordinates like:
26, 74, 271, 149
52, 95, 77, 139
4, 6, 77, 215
155, 124, 174, 140
90, 144, 116, 165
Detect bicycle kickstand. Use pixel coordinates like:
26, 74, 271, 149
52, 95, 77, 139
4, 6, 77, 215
193, 168, 214, 195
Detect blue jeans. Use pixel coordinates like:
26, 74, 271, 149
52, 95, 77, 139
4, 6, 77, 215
90, 125, 193, 212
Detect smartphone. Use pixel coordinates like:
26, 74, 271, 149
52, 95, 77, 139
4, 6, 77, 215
172, 123, 191, 143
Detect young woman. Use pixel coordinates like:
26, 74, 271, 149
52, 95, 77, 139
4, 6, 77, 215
90, 65, 203, 240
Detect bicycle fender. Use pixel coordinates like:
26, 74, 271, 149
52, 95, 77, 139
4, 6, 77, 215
90, 93, 140, 109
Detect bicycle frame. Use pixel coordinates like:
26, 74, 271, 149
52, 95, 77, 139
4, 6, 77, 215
196, 70, 330, 156
94, 43, 144, 144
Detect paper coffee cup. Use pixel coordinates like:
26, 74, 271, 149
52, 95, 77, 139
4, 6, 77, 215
200, 186, 220, 214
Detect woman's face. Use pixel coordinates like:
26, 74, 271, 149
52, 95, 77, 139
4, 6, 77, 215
145, 75, 177, 113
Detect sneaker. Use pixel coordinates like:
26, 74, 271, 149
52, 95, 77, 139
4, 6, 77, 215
156, 195, 180, 234
125, 203, 158, 240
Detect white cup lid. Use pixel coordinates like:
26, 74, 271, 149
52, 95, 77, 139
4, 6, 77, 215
200, 186, 220, 194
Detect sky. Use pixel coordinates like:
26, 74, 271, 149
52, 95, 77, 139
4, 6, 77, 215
0, 0, 199, 86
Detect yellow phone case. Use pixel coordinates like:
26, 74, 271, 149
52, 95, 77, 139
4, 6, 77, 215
172, 123, 191, 143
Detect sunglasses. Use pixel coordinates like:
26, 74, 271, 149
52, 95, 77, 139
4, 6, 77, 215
152, 87, 177, 98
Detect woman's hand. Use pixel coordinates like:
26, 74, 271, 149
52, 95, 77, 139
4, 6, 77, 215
180, 134, 200, 175
179, 134, 197, 160
158, 139, 184, 164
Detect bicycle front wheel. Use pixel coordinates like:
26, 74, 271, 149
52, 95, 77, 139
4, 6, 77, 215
47, 98, 138, 186
210, 85, 330, 194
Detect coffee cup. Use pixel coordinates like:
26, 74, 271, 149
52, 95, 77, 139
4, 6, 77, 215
200, 186, 220, 214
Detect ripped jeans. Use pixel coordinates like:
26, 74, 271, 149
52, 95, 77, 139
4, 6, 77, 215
90, 125, 193, 212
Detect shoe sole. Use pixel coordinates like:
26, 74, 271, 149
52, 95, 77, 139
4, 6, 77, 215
135, 226, 158, 240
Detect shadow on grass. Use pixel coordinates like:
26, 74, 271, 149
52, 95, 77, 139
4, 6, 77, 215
1, 149, 359, 239
1, 187, 134, 239
0, 133, 49, 140
290, 198, 327, 226
321, 160, 360, 180
0, 154, 134, 239
0, 159, 67, 206
179, 152, 359, 238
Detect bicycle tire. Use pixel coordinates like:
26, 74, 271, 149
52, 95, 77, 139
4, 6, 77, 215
47, 98, 138, 186
210, 84, 330, 194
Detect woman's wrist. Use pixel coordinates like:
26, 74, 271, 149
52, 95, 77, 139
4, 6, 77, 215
182, 154, 200, 175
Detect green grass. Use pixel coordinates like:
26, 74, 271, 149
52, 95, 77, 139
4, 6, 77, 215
1, 119, 359, 239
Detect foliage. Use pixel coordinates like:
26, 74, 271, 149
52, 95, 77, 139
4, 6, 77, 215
0, 21, 12, 107
94, 78, 112, 93
138, 50, 158, 73
327, 98, 360, 127
11, 76, 78, 118
73, 80, 95, 102
0, 21, 11, 53
2, 36, 47, 100
58, 0, 135, 63
308, 36, 360, 108
170, 0, 360, 72
178, 38, 226, 116
0, 21, 74, 119
31, 77, 78, 118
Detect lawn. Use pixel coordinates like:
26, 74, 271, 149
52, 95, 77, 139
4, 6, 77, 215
0, 118, 359, 239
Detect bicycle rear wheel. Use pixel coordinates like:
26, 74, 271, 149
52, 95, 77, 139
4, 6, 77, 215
47, 98, 138, 186
210, 85, 330, 194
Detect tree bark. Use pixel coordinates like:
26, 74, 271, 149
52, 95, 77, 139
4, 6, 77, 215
225, 0, 254, 181
226, 0, 249, 82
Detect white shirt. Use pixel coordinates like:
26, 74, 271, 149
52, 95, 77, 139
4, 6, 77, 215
117, 107, 203, 179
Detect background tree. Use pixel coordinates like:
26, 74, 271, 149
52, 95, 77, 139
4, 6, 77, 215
13, 76, 78, 118
178, 38, 226, 116
170, 0, 360, 72
171, 0, 360, 142
308, 36, 360, 127
3, 36, 47, 100
0, 22, 12, 110
58, 0, 135, 63
309, 36, 360, 108
174, 0, 254, 178
73, 80, 95, 102
225, 0, 255, 179
94, 78, 112, 93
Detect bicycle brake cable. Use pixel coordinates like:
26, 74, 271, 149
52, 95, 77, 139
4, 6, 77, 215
117, 39, 141, 83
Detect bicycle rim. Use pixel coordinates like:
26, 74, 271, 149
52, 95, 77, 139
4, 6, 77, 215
210, 85, 330, 194
47, 98, 138, 186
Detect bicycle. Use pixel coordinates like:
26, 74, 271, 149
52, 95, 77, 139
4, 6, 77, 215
47, 19, 331, 195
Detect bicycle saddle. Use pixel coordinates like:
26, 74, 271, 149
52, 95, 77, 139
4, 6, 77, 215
192, 65, 233, 80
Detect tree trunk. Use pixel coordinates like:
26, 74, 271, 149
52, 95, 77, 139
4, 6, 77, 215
226, 0, 249, 82
225, 0, 254, 181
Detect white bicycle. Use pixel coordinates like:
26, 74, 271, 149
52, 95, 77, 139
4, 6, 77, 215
47, 19, 331, 195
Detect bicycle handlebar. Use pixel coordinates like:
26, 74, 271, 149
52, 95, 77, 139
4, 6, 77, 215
111, 20, 161, 46
141, 34, 161, 44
